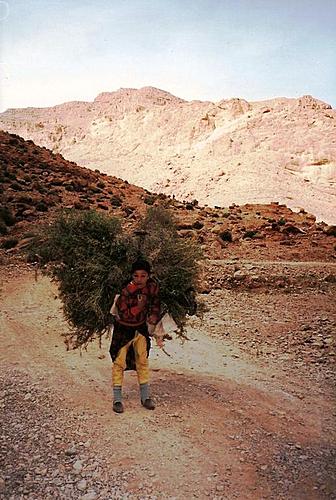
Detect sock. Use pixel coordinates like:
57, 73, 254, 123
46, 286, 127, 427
140, 383, 150, 402
113, 386, 122, 403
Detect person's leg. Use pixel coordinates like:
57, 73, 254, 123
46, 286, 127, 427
133, 333, 155, 409
112, 340, 131, 412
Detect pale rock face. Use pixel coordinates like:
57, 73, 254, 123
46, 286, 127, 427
1, 87, 335, 223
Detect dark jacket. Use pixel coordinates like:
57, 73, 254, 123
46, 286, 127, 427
109, 278, 160, 369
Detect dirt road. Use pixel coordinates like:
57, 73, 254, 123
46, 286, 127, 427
0, 265, 335, 499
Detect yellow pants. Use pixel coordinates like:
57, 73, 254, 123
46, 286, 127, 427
112, 332, 149, 386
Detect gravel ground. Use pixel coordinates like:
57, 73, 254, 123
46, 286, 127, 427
0, 367, 132, 500
1, 264, 335, 499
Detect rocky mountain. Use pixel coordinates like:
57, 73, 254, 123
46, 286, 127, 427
1, 87, 335, 224
1, 130, 336, 267
1, 130, 336, 500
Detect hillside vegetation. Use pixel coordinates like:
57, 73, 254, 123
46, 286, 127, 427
1, 131, 335, 266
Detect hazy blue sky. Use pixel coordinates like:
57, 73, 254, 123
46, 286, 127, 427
1, 0, 335, 111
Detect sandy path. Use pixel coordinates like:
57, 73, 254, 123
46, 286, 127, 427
0, 270, 335, 499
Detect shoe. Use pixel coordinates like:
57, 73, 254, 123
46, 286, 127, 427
113, 401, 124, 413
141, 398, 155, 410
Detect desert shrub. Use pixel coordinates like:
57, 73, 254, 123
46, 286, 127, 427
0, 221, 8, 235
219, 229, 233, 242
74, 201, 86, 210
1, 238, 18, 249
111, 195, 122, 207
72, 179, 88, 192
8, 137, 20, 146
243, 230, 257, 239
28, 207, 202, 349
35, 201, 48, 212
10, 182, 23, 192
48, 189, 60, 197
50, 179, 64, 187
0, 207, 16, 226
6, 171, 16, 181
23, 231, 37, 238
325, 226, 336, 237
17, 195, 33, 205
144, 195, 156, 205
123, 206, 135, 216
32, 181, 47, 194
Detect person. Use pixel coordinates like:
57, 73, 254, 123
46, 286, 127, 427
109, 259, 162, 414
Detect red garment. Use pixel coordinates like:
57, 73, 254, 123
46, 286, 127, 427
116, 278, 160, 327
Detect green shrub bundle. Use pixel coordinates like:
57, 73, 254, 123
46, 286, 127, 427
30, 210, 138, 348
139, 206, 201, 326
29, 207, 201, 349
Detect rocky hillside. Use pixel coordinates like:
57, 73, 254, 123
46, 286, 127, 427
1, 130, 336, 265
1, 87, 335, 223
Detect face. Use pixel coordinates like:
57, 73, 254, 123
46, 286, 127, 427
132, 270, 149, 287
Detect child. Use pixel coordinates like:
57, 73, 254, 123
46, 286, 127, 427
109, 259, 162, 413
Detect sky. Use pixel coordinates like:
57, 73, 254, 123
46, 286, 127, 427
0, 0, 335, 111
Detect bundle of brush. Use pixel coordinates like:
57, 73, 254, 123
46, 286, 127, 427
137, 206, 202, 333
27, 209, 137, 348
28, 206, 202, 349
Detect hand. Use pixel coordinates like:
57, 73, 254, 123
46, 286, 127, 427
147, 323, 156, 336
155, 336, 164, 349
147, 314, 157, 324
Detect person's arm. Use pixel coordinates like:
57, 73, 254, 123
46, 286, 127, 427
116, 289, 130, 315
117, 283, 148, 322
